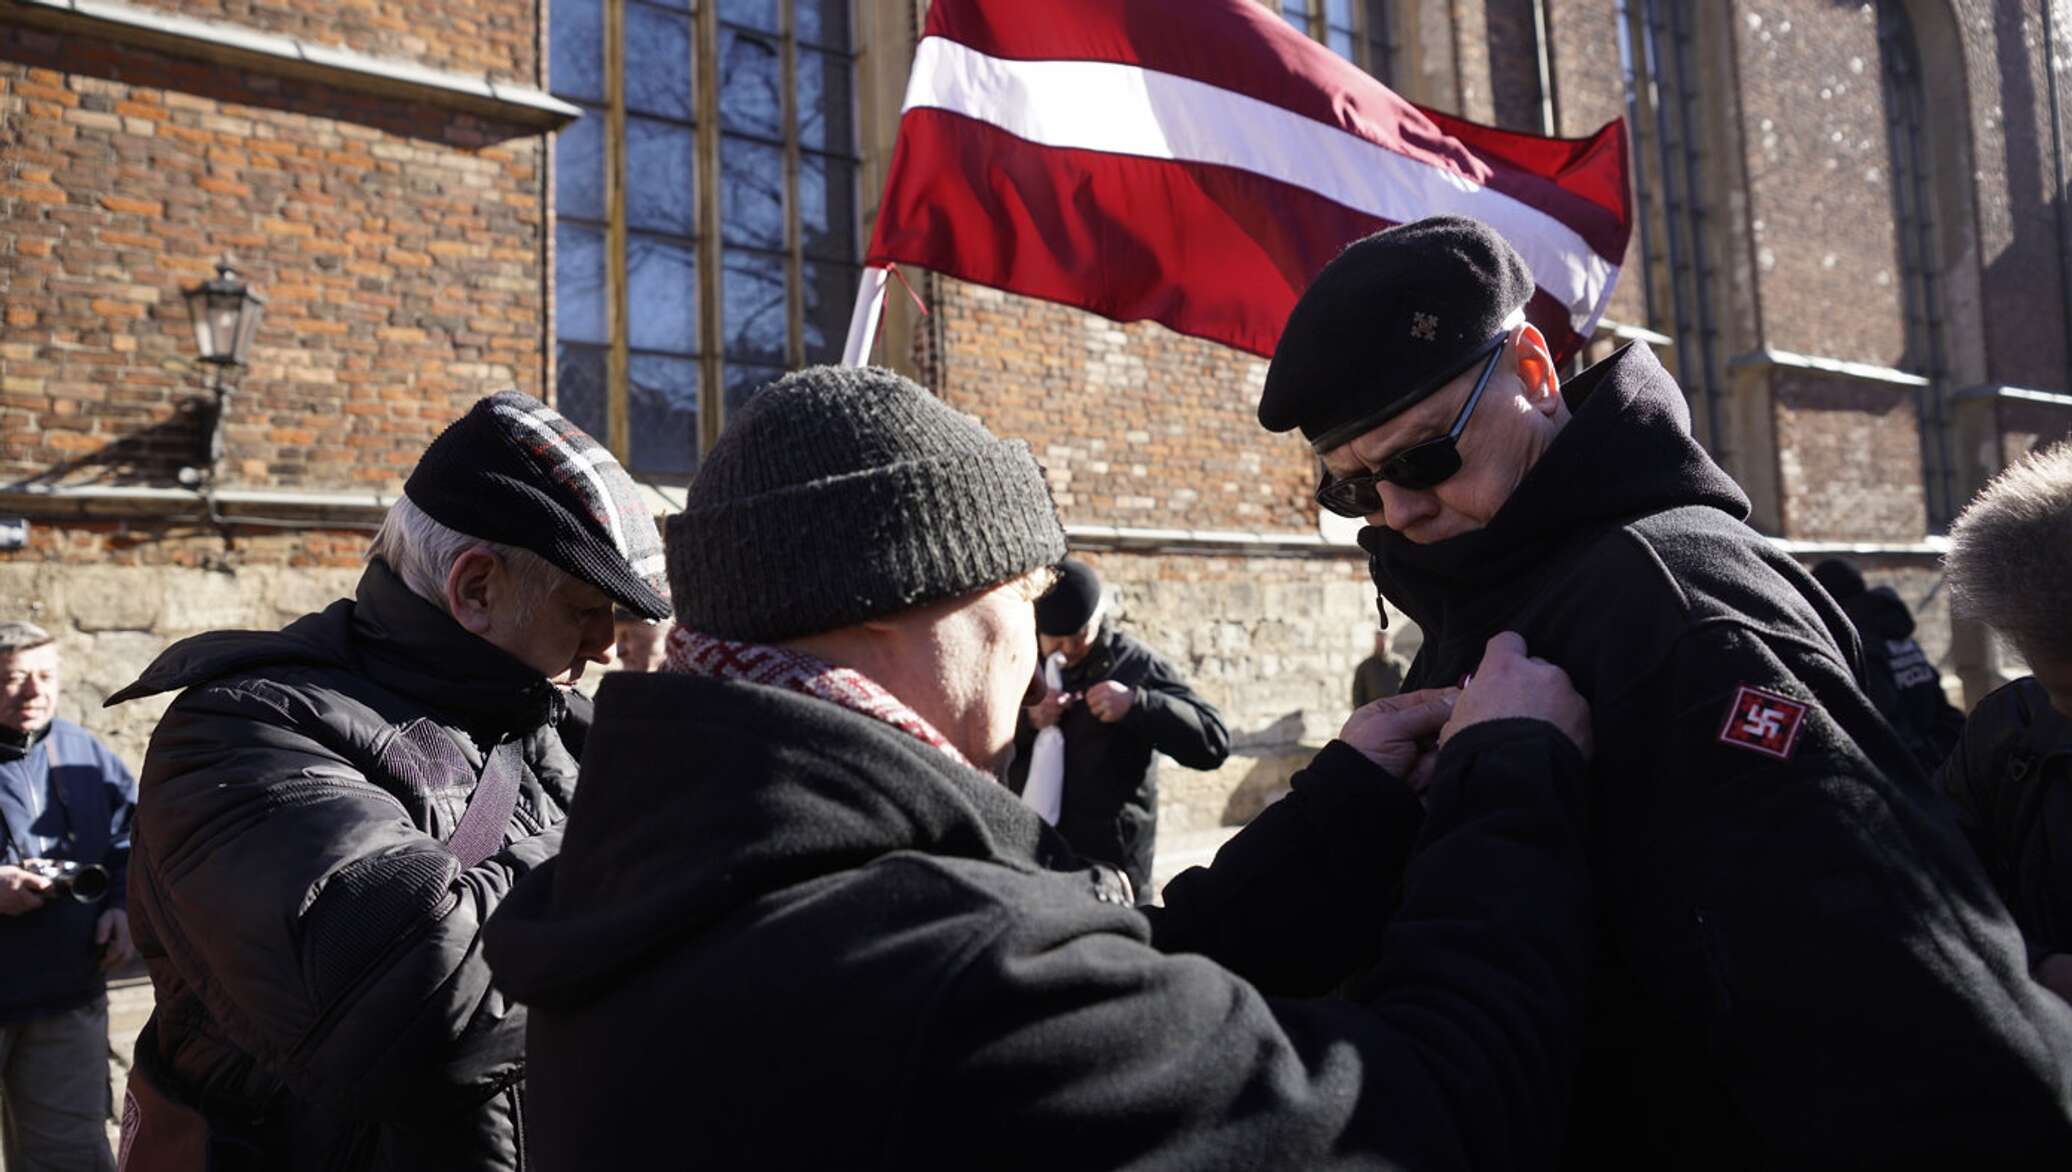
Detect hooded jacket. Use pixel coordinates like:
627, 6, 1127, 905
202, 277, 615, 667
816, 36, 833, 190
0, 716, 135, 1023
106, 560, 576, 1172
1367, 343, 2072, 1167
485, 668, 1593, 1171
1838, 585, 1966, 772
1007, 623, 1230, 895
1937, 677, 2072, 966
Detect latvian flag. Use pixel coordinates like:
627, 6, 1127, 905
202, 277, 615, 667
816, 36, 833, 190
864, 0, 1633, 363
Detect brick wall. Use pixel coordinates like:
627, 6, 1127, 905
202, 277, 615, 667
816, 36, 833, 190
1768, 369, 1927, 539
0, 22, 548, 500
117, 0, 540, 85
1732, 0, 1909, 367
927, 278, 1320, 534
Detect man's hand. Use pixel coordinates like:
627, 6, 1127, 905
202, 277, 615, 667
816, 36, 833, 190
1084, 681, 1136, 723
0, 865, 52, 916
1340, 687, 1459, 786
1439, 632, 1592, 759
96, 908, 134, 972
1027, 688, 1074, 729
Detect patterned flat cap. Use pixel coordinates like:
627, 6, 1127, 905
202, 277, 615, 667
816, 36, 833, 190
405, 390, 670, 620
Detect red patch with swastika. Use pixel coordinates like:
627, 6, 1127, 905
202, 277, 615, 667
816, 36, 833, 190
1717, 685, 1809, 759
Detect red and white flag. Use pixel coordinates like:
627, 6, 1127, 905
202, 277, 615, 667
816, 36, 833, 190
855, 0, 1632, 364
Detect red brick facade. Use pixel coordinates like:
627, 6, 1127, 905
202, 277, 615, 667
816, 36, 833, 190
6, 0, 2072, 756
1, 21, 548, 501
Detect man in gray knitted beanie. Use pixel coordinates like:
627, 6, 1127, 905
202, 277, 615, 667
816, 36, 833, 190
487, 364, 1602, 1171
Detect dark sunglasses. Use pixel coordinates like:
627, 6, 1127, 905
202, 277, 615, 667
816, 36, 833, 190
1313, 334, 1510, 519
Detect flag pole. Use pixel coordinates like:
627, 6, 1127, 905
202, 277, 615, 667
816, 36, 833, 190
840, 265, 891, 367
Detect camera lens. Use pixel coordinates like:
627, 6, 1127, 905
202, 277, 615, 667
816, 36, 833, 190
64, 864, 110, 904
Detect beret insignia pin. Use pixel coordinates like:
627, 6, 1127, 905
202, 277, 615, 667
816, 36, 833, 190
1410, 313, 1439, 341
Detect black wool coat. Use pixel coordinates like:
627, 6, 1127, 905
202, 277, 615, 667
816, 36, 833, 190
1007, 624, 1229, 895
1370, 342, 2072, 1167
485, 670, 1593, 1171
107, 561, 575, 1172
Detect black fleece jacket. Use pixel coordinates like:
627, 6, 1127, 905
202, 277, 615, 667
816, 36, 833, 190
1369, 342, 2072, 1167
485, 670, 1592, 1171
1007, 623, 1230, 895
107, 561, 574, 1172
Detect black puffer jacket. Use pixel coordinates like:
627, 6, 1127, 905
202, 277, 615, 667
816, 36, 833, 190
107, 561, 575, 1171
1937, 678, 2072, 965
485, 670, 1593, 1171
1007, 624, 1229, 895
1371, 343, 2072, 1167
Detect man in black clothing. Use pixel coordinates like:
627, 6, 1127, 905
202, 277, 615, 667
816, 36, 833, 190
1937, 443, 2072, 1005
1258, 215, 2072, 1165
1812, 558, 1965, 771
108, 391, 669, 1171
1008, 559, 1228, 899
486, 364, 1599, 1171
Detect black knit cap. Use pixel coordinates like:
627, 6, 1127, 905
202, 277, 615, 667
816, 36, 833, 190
668, 365, 1067, 643
1812, 559, 1867, 601
1034, 558, 1101, 636
404, 390, 670, 620
1259, 215, 1535, 452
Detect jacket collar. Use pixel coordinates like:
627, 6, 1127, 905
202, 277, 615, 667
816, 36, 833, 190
0, 721, 50, 765
107, 560, 559, 743
485, 671, 1094, 1009
1362, 343, 1750, 631
349, 560, 561, 739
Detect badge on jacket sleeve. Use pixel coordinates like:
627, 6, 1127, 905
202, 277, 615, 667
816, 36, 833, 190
1718, 685, 1809, 759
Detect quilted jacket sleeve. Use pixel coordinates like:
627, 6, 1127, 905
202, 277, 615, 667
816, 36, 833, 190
129, 675, 563, 1120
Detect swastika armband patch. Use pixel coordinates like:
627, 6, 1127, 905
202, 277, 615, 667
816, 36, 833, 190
1718, 685, 1809, 759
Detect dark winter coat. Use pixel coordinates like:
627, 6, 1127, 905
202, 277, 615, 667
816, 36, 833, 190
1006, 624, 1229, 894
105, 560, 576, 1172
484, 669, 1593, 1171
1839, 585, 1965, 772
1369, 342, 2072, 1167
0, 717, 136, 1023
1937, 677, 2072, 966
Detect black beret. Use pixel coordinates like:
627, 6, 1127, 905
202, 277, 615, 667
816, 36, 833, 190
1035, 559, 1102, 636
1258, 216, 1535, 452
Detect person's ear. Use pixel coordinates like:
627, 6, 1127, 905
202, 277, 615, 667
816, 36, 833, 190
444, 548, 503, 635
1513, 323, 1561, 415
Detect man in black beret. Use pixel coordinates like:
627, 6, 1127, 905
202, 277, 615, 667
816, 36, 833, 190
107, 390, 667, 1170
486, 364, 1604, 1171
1261, 215, 2072, 1164
1007, 558, 1229, 901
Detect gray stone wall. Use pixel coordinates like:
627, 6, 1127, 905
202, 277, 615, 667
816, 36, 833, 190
1, 562, 363, 773
1069, 549, 1422, 838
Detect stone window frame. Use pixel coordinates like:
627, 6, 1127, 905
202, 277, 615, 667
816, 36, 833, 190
548, 0, 860, 480
1277, 0, 1399, 85
1616, 0, 1729, 462
1876, 0, 1959, 529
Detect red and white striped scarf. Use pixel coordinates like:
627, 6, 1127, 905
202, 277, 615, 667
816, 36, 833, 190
662, 625, 975, 771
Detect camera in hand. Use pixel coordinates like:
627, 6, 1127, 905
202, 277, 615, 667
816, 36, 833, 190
20, 858, 110, 904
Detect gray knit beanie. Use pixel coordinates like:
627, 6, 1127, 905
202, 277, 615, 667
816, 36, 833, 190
668, 365, 1066, 643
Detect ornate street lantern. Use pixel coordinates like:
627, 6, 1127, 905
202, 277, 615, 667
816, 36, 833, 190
182, 261, 265, 366
178, 260, 265, 483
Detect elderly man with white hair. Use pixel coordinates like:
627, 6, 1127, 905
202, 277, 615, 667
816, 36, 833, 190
107, 391, 668, 1171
